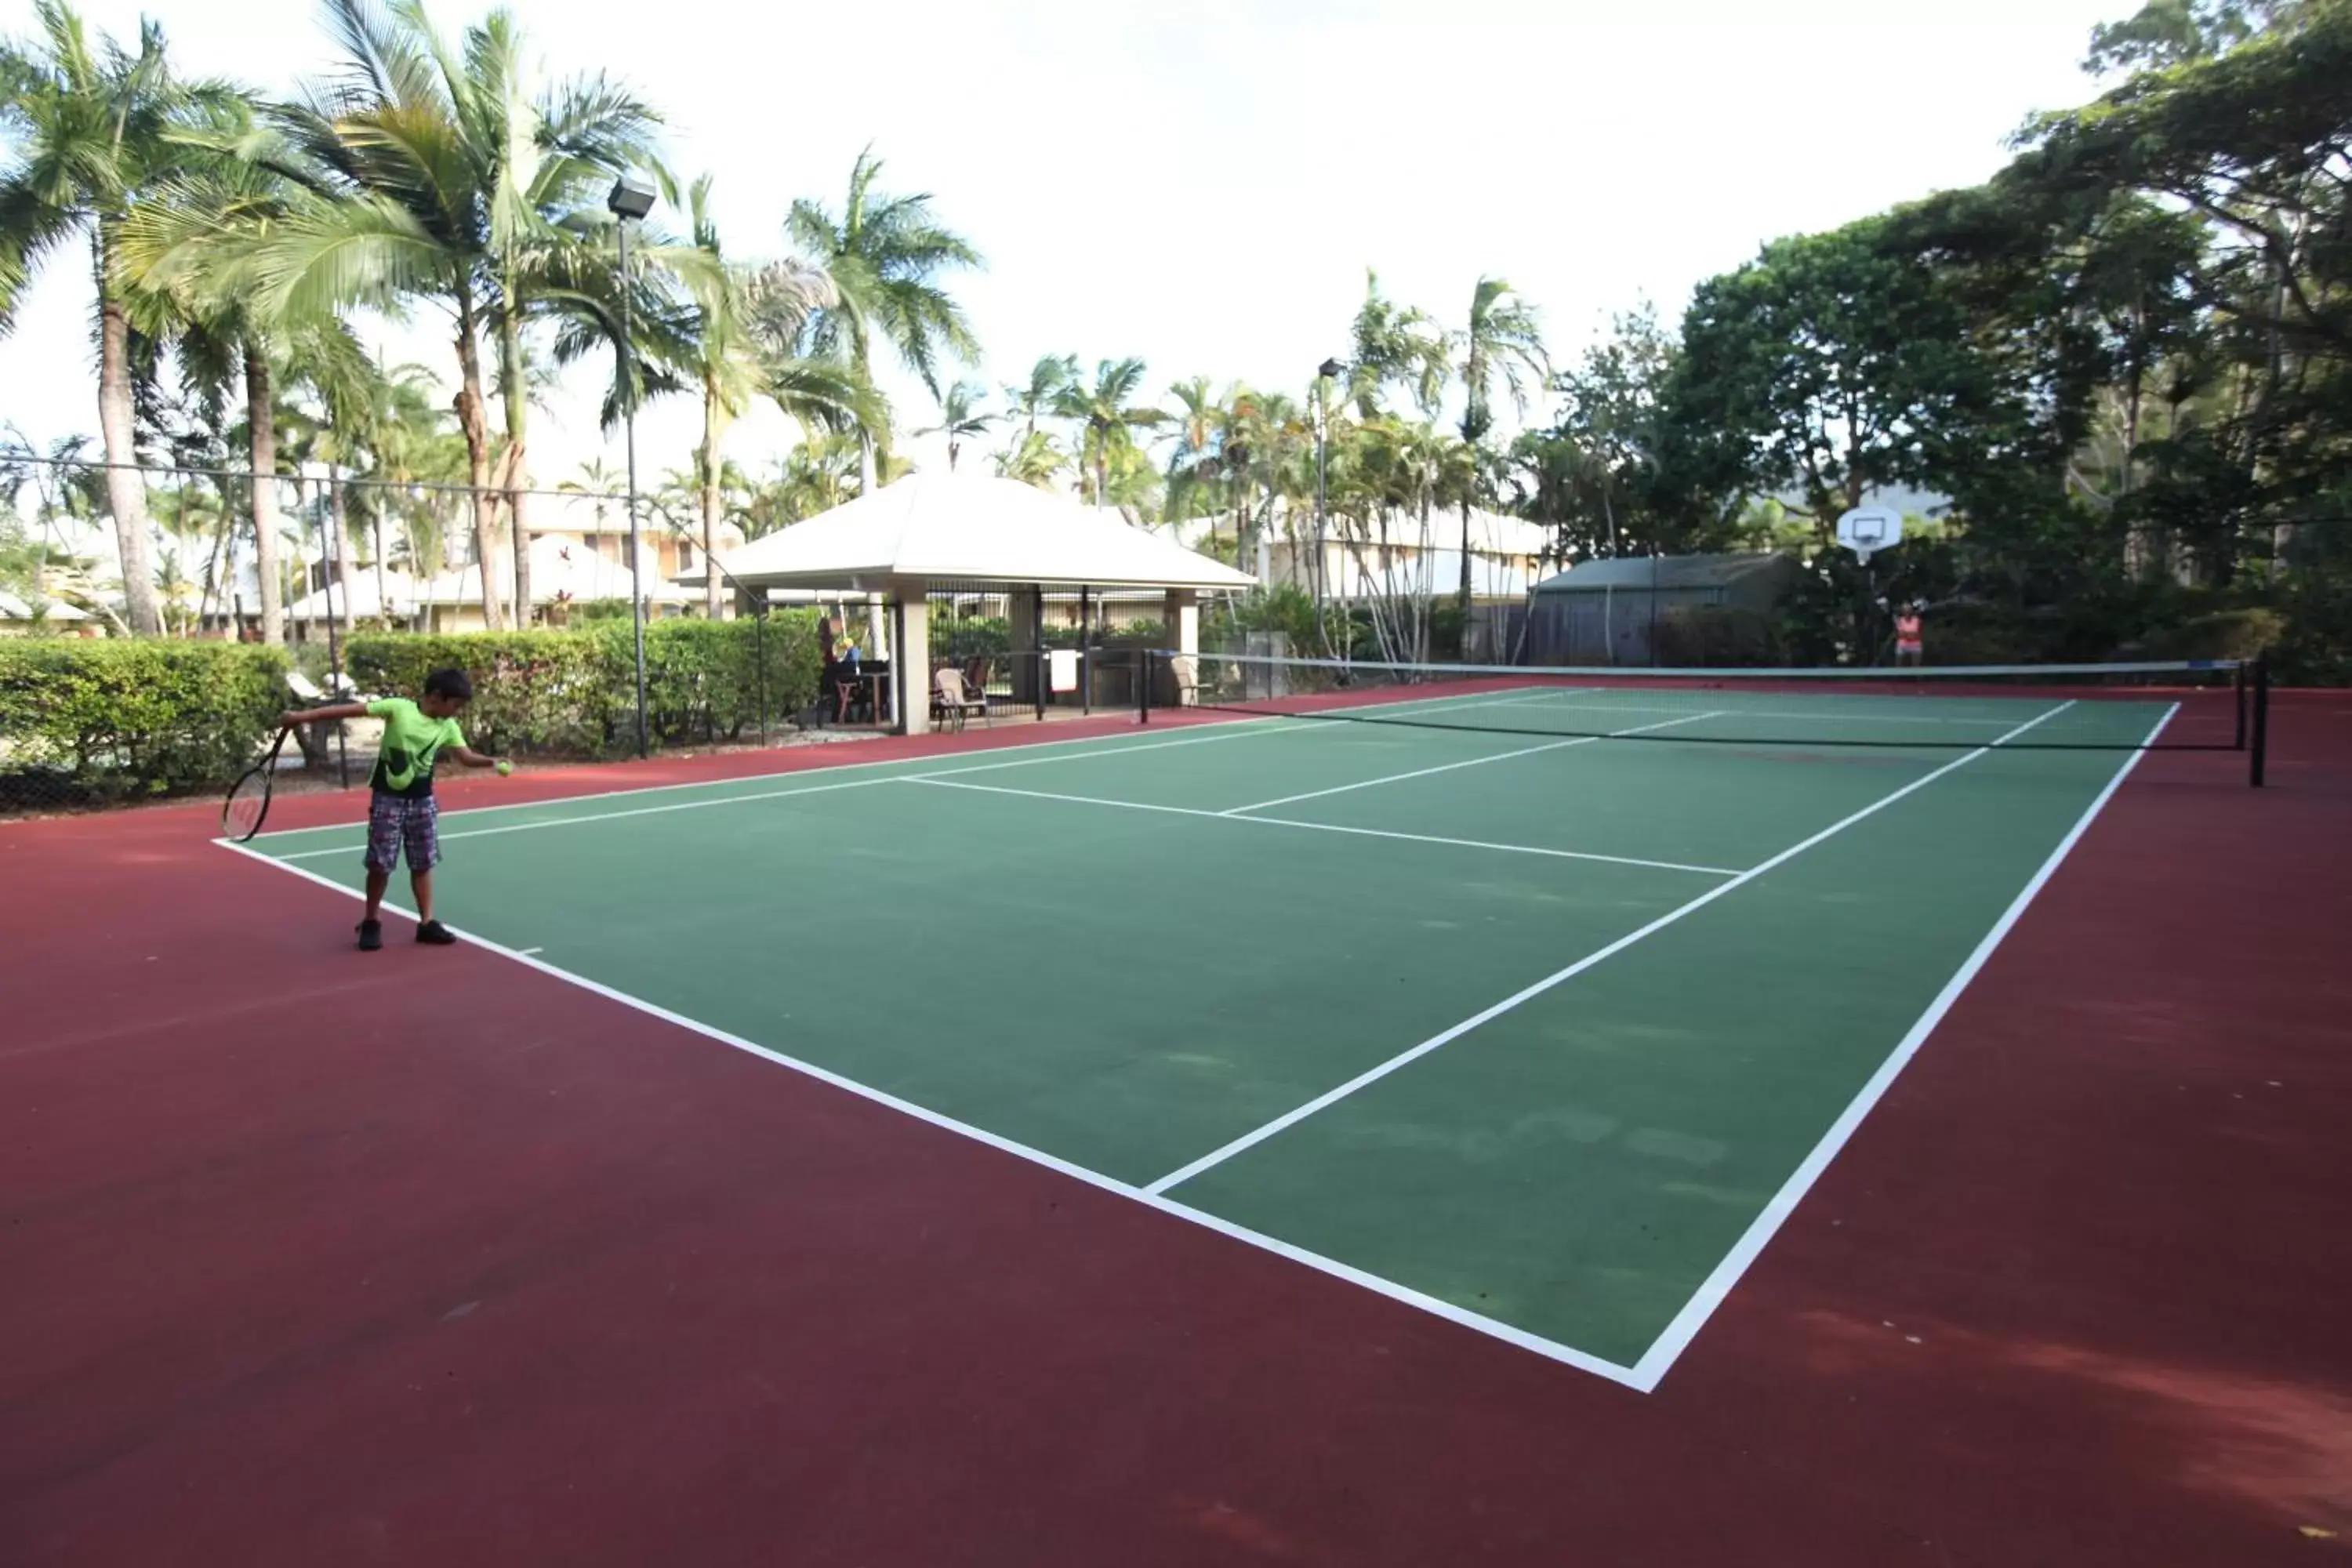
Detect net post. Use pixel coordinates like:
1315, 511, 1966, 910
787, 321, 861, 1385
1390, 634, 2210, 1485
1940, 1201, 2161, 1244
1138, 648, 1152, 726
2250, 653, 2269, 788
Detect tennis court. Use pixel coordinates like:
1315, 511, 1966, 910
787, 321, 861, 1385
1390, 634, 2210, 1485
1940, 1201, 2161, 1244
225, 655, 2256, 1386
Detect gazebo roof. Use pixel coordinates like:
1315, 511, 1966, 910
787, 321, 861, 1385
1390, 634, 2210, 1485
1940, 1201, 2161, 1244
697, 473, 1257, 593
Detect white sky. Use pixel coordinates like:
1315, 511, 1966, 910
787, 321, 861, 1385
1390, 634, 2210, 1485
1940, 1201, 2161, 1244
1, 0, 2128, 488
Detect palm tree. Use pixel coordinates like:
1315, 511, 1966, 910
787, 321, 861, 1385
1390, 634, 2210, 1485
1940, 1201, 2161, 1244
771, 434, 862, 521
1054, 358, 1167, 512
1349, 270, 1450, 419
1004, 354, 1078, 441
558, 455, 622, 528
1163, 376, 1240, 549
1452, 277, 1547, 609
116, 96, 387, 645
916, 380, 994, 471
992, 429, 1068, 490
0, 3, 238, 634
255, 0, 655, 630
640, 177, 877, 613
1228, 387, 1308, 586
787, 146, 983, 480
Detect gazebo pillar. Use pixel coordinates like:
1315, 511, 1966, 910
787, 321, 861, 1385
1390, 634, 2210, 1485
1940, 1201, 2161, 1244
1008, 586, 1041, 707
1162, 588, 1199, 706
891, 576, 931, 735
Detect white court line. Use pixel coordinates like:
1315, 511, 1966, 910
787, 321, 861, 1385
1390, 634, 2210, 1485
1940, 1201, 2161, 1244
918, 687, 1594, 781
253, 684, 1590, 856
1141, 700, 2078, 1200
212, 840, 1649, 1390
902, 777, 1740, 877
245, 709, 1294, 844
270, 772, 902, 859
1220, 711, 1727, 816
1525, 699, 2051, 728
1625, 701, 2175, 1391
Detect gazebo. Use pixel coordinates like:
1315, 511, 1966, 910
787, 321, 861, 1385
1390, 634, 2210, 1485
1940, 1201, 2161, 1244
690, 472, 1255, 735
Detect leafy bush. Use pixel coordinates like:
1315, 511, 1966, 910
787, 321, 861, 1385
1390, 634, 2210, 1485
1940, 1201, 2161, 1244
1653, 605, 1789, 667
932, 612, 1011, 662
347, 613, 822, 756
347, 630, 616, 753
601, 612, 821, 746
0, 640, 289, 805
2143, 608, 2285, 663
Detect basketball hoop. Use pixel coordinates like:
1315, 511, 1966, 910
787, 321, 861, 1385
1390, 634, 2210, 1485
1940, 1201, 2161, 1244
1836, 506, 1900, 561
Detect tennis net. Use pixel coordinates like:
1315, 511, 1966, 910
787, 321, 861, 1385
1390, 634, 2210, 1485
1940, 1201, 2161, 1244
1149, 650, 2265, 764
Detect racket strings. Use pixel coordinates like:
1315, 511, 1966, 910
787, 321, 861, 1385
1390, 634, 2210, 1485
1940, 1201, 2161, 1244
223, 775, 271, 840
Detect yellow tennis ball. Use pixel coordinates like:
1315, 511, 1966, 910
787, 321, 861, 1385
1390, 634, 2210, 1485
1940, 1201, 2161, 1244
495, 760, 514, 777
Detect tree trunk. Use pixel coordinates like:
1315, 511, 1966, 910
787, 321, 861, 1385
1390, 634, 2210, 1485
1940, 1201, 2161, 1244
452, 296, 506, 630
245, 348, 285, 644
701, 383, 724, 618
499, 307, 531, 627
331, 472, 356, 637
1458, 494, 1474, 618
373, 505, 388, 619
96, 257, 161, 636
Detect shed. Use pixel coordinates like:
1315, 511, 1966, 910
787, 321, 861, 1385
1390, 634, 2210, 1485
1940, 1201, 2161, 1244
1526, 552, 1807, 666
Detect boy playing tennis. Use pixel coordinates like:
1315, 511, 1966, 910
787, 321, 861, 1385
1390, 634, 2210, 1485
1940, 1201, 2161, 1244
280, 667, 511, 951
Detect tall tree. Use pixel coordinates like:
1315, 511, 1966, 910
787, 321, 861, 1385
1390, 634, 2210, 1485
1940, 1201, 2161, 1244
116, 96, 383, 644
1452, 277, 1547, 609
991, 428, 1068, 490
916, 379, 993, 471
1004, 354, 1078, 442
1348, 270, 1450, 419
786, 145, 983, 480
658, 176, 841, 613
256, 0, 655, 630
0, 3, 236, 633
1054, 358, 1167, 514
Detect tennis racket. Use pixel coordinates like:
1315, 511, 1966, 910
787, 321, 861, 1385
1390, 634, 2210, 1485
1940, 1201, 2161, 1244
223, 728, 292, 842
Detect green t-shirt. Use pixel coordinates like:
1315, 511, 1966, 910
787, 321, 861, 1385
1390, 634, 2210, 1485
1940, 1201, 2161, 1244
368, 698, 466, 798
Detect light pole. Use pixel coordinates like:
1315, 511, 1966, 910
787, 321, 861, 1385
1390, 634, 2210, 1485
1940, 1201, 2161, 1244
608, 174, 656, 757
1315, 358, 1342, 652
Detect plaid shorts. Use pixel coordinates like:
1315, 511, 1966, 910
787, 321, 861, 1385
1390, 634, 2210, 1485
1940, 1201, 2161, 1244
364, 792, 441, 873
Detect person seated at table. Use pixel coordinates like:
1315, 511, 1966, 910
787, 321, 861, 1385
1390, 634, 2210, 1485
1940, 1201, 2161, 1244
817, 615, 855, 724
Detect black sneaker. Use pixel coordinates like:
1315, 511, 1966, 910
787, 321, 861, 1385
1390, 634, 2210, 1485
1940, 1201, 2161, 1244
356, 919, 383, 952
415, 919, 459, 946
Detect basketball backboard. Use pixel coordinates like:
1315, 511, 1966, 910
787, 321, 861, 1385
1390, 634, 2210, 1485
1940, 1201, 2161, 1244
1836, 506, 1901, 560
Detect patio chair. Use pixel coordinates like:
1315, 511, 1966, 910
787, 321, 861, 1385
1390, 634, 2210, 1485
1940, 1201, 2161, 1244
932, 664, 989, 732
1167, 654, 1201, 708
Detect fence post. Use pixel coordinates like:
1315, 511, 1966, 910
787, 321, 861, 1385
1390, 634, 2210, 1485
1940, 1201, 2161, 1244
2250, 653, 2269, 788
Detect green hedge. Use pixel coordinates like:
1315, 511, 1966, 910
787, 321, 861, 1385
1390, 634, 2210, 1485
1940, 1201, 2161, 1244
345, 612, 821, 756
0, 640, 290, 805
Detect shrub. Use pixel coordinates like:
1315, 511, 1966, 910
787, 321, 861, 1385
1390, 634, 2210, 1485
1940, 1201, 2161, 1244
347, 613, 822, 756
1653, 605, 1788, 667
347, 630, 615, 754
0, 640, 289, 805
2143, 608, 2285, 663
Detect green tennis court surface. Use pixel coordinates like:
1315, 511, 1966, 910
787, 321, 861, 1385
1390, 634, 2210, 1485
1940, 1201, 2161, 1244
231, 679, 2178, 1387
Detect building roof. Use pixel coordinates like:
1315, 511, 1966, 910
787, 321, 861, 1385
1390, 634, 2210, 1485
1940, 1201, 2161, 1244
288, 535, 697, 619
699, 473, 1256, 593
0, 590, 92, 622
1531, 552, 1801, 594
